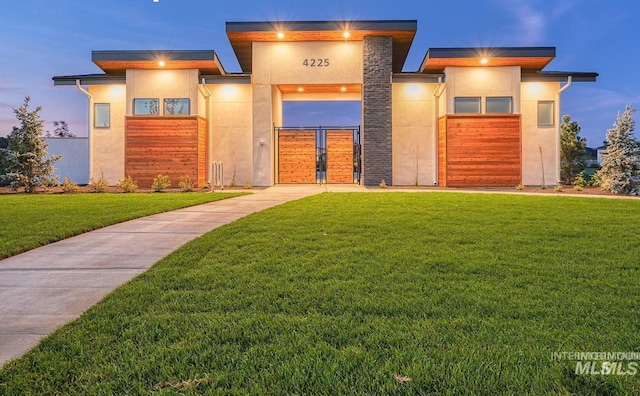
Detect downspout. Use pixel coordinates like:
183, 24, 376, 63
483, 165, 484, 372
199, 78, 212, 185
432, 76, 445, 185
76, 80, 92, 182
555, 76, 572, 184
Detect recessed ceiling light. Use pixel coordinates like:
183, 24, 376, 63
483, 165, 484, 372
158, 61, 166, 67
480, 58, 488, 64
343, 31, 350, 38
297, 87, 304, 92
340, 86, 347, 92
277, 32, 285, 39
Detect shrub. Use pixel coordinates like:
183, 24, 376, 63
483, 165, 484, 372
573, 185, 584, 191
118, 175, 138, 193
554, 185, 564, 193
243, 183, 252, 189
179, 175, 194, 192
589, 172, 601, 188
89, 176, 109, 193
572, 171, 588, 187
151, 174, 171, 192
515, 184, 524, 190
61, 177, 79, 193
379, 179, 387, 188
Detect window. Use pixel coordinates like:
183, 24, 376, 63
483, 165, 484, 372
538, 101, 554, 126
454, 97, 481, 114
94, 103, 110, 128
133, 98, 159, 115
486, 97, 513, 114
164, 98, 190, 115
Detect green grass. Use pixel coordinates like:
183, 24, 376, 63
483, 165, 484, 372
0, 192, 247, 259
1, 192, 640, 394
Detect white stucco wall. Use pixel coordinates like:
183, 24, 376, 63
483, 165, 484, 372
392, 83, 438, 185
46, 137, 89, 185
126, 69, 199, 115
209, 83, 253, 187
445, 66, 521, 114
521, 81, 560, 185
88, 84, 126, 184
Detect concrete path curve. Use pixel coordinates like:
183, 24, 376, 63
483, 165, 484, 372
0, 184, 347, 367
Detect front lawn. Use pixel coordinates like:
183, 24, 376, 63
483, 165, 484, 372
0, 192, 247, 259
1, 193, 639, 394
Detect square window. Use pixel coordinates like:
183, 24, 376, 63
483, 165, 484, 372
454, 97, 481, 114
94, 103, 110, 128
133, 98, 159, 115
538, 101, 554, 126
164, 98, 190, 115
486, 97, 513, 114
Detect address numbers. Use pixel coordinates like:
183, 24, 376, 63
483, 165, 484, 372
303, 58, 330, 67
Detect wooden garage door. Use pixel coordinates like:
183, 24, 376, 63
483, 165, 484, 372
326, 130, 354, 183
278, 130, 316, 183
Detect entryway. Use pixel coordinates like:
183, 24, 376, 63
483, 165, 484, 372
275, 126, 361, 184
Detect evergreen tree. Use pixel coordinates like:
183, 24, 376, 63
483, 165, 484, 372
596, 105, 640, 195
560, 114, 587, 184
0, 97, 62, 192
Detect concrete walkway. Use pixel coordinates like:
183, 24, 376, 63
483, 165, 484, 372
0, 184, 346, 367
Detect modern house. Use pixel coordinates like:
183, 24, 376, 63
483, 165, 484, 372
53, 19, 597, 187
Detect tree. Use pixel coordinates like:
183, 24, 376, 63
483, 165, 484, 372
596, 105, 640, 195
45, 120, 75, 137
560, 114, 587, 184
0, 97, 62, 192
0, 136, 8, 186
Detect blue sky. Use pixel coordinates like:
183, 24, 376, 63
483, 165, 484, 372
1, 0, 638, 147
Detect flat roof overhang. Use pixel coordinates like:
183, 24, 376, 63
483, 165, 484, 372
52, 74, 126, 86
226, 20, 417, 73
521, 71, 598, 82
91, 50, 226, 75
420, 47, 556, 73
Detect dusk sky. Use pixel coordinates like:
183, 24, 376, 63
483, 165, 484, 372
1, 0, 639, 147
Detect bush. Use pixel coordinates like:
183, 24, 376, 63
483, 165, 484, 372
89, 176, 109, 193
573, 185, 584, 191
243, 183, 252, 189
554, 185, 564, 193
515, 184, 524, 190
61, 177, 79, 194
151, 174, 171, 192
178, 175, 194, 192
118, 175, 138, 193
572, 171, 588, 187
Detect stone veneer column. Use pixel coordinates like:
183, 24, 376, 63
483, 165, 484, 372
362, 36, 393, 186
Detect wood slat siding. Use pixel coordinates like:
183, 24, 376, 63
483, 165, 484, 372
438, 117, 447, 186
278, 130, 316, 183
438, 114, 521, 187
125, 116, 207, 188
326, 130, 354, 183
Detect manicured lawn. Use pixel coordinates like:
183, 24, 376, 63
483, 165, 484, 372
1, 192, 640, 394
0, 192, 247, 259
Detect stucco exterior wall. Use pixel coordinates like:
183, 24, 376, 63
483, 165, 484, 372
209, 83, 253, 187
88, 84, 126, 184
445, 66, 522, 114
125, 69, 199, 115
252, 41, 363, 85
392, 83, 437, 185
521, 81, 560, 185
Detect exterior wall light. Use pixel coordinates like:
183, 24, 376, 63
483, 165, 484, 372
158, 61, 166, 67
340, 86, 347, 92
480, 58, 488, 65
277, 32, 285, 39
297, 87, 304, 92
343, 31, 350, 38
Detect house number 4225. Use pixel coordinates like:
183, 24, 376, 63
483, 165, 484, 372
303, 58, 330, 67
